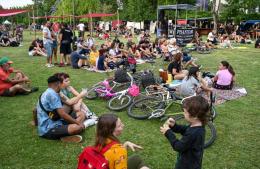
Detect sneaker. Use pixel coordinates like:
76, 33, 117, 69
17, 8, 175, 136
30, 87, 39, 93
60, 135, 82, 143
45, 63, 50, 67
59, 63, 65, 67
84, 119, 97, 128
197, 65, 203, 69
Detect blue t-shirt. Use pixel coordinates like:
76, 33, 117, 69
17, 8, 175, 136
37, 88, 63, 136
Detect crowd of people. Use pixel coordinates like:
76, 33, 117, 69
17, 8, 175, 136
0, 24, 23, 47
1, 20, 257, 169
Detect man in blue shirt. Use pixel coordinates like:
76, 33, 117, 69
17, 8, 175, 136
37, 75, 84, 141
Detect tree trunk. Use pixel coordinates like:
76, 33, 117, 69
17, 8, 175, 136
212, 0, 220, 32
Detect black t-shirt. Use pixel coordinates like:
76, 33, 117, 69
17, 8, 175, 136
165, 125, 205, 169
60, 28, 73, 42
97, 55, 106, 70
168, 61, 181, 75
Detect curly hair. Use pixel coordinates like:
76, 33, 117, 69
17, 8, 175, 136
182, 96, 210, 125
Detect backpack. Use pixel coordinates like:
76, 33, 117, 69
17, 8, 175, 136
114, 68, 129, 83
141, 71, 156, 89
77, 141, 117, 169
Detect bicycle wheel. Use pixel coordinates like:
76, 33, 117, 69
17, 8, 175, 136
85, 85, 102, 100
107, 95, 132, 111
174, 115, 217, 149
128, 97, 165, 120
210, 105, 217, 120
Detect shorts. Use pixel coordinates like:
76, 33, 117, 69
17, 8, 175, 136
60, 43, 71, 55
44, 42, 53, 58
213, 82, 232, 90
182, 55, 192, 62
28, 50, 36, 56
52, 40, 58, 49
0, 89, 12, 96
41, 111, 77, 140
42, 125, 69, 140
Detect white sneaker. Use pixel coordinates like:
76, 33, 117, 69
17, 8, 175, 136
84, 119, 97, 128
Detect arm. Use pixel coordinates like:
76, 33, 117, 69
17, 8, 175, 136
164, 129, 193, 152
56, 108, 81, 125
60, 89, 87, 106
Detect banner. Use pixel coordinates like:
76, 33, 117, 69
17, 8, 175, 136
175, 27, 195, 45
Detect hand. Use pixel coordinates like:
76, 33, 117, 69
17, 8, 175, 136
160, 124, 170, 135
80, 89, 88, 96
198, 72, 202, 81
79, 123, 85, 130
165, 117, 175, 128
23, 77, 29, 82
124, 141, 143, 152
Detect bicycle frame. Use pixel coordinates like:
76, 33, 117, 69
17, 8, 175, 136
94, 72, 134, 99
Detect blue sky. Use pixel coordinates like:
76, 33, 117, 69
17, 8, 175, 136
0, 0, 33, 9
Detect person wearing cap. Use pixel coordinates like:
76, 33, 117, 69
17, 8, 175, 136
0, 57, 34, 96
36, 75, 85, 143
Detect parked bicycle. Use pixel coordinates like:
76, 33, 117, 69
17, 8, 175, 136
85, 72, 140, 111
128, 84, 217, 148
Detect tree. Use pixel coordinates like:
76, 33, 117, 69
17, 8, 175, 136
212, 0, 220, 31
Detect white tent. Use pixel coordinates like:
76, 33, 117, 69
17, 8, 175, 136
3, 20, 11, 25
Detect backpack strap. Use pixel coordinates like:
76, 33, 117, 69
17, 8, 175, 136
38, 94, 49, 113
100, 141, 118, 155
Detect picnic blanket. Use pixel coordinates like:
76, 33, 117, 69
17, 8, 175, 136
213, 87, 247, 105
82, 67, 114, 73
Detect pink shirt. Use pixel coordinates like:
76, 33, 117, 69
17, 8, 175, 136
216, 69, 233, 85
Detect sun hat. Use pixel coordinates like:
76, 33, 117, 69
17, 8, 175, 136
0, 57, 13, 65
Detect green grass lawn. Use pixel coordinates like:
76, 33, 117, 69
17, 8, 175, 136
0, 31, 259, 169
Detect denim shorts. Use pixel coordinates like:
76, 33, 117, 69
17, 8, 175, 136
182, 55, 191, 62
44, 42, 53, 58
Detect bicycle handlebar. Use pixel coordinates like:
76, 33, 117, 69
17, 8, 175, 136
127, 72, 134, 86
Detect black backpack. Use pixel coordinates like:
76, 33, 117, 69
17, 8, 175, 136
141, 71, 156, 89
114, 68, 129, 83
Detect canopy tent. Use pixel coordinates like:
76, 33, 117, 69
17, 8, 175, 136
76, 13, 115, 18
241, 20, 260, 31
0, 9, 29, 17
3, 20, 11, 24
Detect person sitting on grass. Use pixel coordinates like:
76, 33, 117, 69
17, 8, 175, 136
28, 39, 47, 57
90, 113, 150, 169
0, 57, 38, 97
167, 53, 188, 80
36, 75, 85, 143
212, 61, 235, 90
70, 45, 88, 69
179, 67, 212, 98
160, 95, 210, 169
55, 72, 98, 127
89, 45, 99, 69
255, 38, 260, 48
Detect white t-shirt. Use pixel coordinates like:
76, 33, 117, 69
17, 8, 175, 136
208, 32, 214, 41
77, 23, 85, 31
42, 26, 52, 44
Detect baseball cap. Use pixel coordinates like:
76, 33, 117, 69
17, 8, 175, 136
0, 57, 13, 65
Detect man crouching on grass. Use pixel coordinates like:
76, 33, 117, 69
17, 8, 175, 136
36, 75, 85, 143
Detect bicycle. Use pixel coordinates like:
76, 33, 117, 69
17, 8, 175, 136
85, 72, 139, 111
127, 84, 217, 148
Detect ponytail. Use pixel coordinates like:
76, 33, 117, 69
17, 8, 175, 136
221, 61, 235, 76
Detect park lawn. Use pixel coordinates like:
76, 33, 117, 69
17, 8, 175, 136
0, 31, 259, 169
